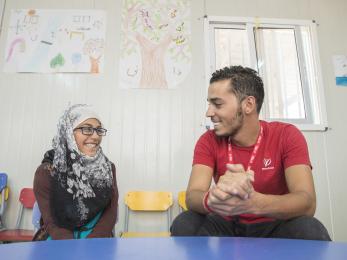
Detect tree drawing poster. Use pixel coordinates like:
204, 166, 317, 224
119, 0, 192, 89
4, 9, 106, 73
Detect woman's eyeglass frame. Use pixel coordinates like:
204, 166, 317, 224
74, 127, 107, 136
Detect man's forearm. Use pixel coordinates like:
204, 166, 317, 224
186, 190, 209, 214
251, 191, 316, 219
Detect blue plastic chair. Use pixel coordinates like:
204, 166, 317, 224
0, 173, 8, 230
32, 201, 41, 232
0, 173, 7, 192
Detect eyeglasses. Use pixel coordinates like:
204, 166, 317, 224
74, 127, 107, 136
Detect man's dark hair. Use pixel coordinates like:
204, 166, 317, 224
210, 66, 264, 113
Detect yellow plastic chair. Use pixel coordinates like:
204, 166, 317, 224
0, 187, 9, 218
178, 191, 187, 213
122, 191, 173, 238
0, 173, 9, 217
0, 187, 9, 201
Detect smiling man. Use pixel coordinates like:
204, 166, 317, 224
171, 66, 331, 240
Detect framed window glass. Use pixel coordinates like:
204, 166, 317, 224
205, 17, 327, 131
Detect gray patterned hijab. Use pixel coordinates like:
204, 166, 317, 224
44, 104, 113, 229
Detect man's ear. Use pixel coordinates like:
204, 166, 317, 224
242, 96, 257, 114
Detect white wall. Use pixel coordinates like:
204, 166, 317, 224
0, 0, 346, 241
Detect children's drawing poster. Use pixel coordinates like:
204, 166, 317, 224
4, 9, 106, 73
333, 55, 347, 86
119, 0, 192, 89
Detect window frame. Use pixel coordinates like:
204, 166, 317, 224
204, 16, 328, 131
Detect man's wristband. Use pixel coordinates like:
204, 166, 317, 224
203, 191, 213, 213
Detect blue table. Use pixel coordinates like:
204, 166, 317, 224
0, 237, 346, 260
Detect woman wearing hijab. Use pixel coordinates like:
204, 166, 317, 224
33, 104, 118, 240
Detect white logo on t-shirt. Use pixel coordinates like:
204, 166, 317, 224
262, 158, 274, 171
263, 158, 271, 167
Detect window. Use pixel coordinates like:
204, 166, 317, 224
204, 17, 327, 131
0, 0, 5, 37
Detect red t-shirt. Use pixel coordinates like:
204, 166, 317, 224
193, 120, 311, 223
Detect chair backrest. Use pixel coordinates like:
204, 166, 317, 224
125, 191, 173, 211
124, 191, 173, 233
178, 191, 187, 212
0, 173, 7, 191
19, 188, 35, 209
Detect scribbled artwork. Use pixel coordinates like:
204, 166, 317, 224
4, 9, 106, 73
333, 55, 347, 86
119, 0, 192, 89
